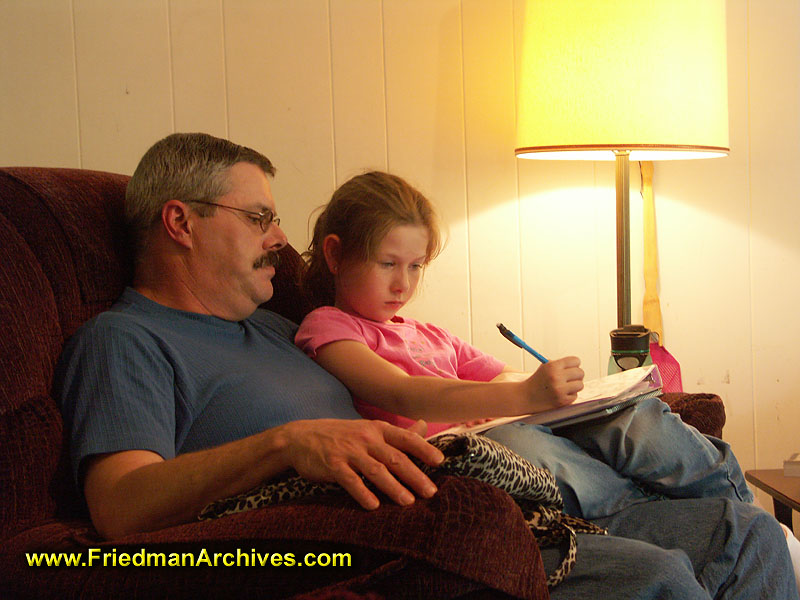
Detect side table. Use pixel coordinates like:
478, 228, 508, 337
745, 469, 800, 533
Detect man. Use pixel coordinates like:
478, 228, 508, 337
56, 133, 443, 540
56, 133, 797, 598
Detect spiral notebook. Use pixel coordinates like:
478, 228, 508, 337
432, 365, 663, 438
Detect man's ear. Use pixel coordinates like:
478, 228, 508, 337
322, 234, 342, 275
161, 200, 193, 249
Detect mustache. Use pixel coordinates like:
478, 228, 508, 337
253, 251, 281, 270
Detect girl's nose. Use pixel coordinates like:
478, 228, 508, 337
392, 270, 409, 292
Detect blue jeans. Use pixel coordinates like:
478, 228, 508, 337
545, 498, 798, 599
485, 397, 753, 519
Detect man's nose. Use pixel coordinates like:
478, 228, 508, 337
263, 222, 288, 250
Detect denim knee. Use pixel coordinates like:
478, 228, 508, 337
547, 534, 708, 599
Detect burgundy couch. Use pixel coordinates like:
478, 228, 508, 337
0, 167, 725, 599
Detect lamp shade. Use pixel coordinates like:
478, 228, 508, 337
515, 0, 729, 161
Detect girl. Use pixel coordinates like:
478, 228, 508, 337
296, 170, 753, 522
299, 172, 582, 435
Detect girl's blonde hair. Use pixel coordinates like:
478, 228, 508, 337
302, 171, 442, 308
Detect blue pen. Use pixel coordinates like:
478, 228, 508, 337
496, 323, 549, 364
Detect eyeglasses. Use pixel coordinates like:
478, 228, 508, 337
190, 200, 281, 232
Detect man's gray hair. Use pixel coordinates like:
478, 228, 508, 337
125, 132, 275, 261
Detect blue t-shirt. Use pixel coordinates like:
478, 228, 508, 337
54, 288, 359, 485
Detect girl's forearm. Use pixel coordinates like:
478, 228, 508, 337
314, 340, 580, 423
382, 376, 531, 421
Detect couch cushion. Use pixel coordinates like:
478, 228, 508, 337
1, 168, 133, 538
0, 209, 75, 537
0, 168, 132, 340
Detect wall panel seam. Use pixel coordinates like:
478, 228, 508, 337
326, 0, 338, 188
166, 0, 176, 132
69, 0, 83, 168
379, 0, 390, 171
220, 0, 230, 138
744, 0, 759, 468
458, 0, 474, 345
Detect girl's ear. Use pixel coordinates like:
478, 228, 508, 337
162, 200, 193, 249
322, 234, 342, 275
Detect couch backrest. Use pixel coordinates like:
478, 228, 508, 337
0, 167, 311, 538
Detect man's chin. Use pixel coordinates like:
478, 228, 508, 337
254, 266, 276, 288
256, 281, 274, 306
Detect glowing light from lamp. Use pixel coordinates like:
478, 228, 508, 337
516, 0, 730, 162
515, 0, 730, 326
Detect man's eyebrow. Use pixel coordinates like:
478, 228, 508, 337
251, 203, 277, 215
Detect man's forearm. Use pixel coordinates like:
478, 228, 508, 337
84, 419, 443, 539
84, 425, 294, 539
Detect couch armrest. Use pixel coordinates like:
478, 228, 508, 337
661, 392, 726, 439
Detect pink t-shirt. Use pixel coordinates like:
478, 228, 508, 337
295, 306, 506, 435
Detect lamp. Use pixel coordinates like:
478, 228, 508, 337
515, 0, 729, 327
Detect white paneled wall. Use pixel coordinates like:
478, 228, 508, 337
2, 0, 80, 166
3, 1, 800, 489
169, 0, 228, 137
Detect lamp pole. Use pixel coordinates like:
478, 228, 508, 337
615, 150, 631, 327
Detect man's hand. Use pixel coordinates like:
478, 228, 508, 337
281, 419, 444, 510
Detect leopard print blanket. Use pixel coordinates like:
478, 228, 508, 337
198, 433, 606, 587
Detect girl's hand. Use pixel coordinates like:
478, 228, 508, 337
524, 357, 584, 412
461, 418, 494, 428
